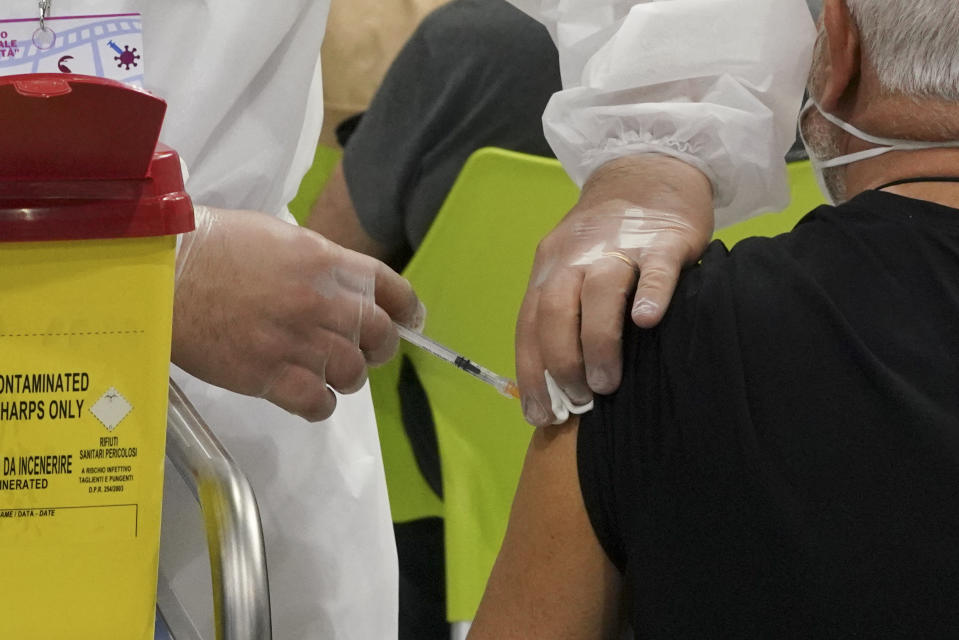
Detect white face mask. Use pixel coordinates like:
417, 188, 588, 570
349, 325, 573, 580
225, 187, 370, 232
798, 98, 959, 203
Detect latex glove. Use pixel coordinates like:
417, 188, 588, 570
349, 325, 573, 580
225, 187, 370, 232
517, 154, 713, 427
173, 206, 424, 422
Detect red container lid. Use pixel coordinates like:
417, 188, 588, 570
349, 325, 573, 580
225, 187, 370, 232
0, 74, 194, 242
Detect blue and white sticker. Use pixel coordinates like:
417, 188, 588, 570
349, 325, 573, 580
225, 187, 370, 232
0, 12, 143, 86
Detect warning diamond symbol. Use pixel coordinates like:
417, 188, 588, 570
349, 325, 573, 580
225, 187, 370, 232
90, 387, 133, 431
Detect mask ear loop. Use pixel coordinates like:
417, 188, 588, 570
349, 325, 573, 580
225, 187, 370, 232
816, 146, 895, 169
809, 98, 959, 169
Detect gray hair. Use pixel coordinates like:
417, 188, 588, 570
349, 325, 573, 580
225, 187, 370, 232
846, 0, 959, 101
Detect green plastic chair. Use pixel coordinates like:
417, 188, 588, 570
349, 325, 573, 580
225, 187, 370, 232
287, 141, 446, 522
370, 149, 580, 623
367, 147, 825, 624
714, 160, 825, 246
288, 144, 342, 226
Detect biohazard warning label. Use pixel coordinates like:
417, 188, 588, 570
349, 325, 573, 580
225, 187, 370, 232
0, 372, 138, 500
0, 366, 148, 548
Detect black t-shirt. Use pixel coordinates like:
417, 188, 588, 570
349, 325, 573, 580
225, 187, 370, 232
578, 191, 959, 638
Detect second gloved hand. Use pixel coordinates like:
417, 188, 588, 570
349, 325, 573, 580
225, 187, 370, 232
173, 206, 424, 422
516, 154, 714, 427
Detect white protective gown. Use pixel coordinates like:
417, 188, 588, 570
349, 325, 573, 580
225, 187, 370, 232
507, 0, 818, 228
53, 2, 398, 639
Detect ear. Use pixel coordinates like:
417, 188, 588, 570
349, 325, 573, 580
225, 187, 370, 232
818, 0, 861, 112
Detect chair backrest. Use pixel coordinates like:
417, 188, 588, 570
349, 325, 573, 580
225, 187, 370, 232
288, 144, 342, 226
713, 160, 825, 246
370, 148, 578, 621
369, 147, 825, 623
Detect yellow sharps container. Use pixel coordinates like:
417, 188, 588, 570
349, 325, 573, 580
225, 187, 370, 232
0, 74, 194, 638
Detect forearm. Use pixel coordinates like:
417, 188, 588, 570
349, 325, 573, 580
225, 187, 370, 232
509, 0, 817, 226
578, 154, 713, 226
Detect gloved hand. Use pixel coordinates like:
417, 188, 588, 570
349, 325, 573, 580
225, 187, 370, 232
173, 206, 424, 422
516, 154, 714, 427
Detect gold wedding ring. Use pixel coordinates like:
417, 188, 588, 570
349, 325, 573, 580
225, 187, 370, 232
601, 250, 639, 272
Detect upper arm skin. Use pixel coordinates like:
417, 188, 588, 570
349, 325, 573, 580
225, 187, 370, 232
468, 418, 623, 640
305, 160, 391, 262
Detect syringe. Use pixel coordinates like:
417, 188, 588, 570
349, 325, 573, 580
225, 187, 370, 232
395, 323, 520, 400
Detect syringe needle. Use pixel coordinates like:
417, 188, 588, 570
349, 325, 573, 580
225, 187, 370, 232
395, 323, 520, 400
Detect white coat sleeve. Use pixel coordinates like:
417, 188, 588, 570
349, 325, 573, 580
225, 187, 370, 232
508, 0, 817, 228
